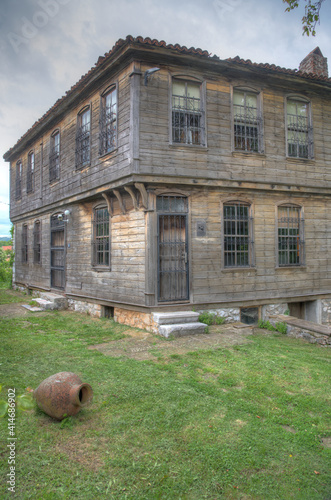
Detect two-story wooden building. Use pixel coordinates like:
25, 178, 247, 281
3, 37, 331, 332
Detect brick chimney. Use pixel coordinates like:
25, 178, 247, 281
299, 47, 328, 78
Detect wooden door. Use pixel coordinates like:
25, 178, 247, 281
50, 215, 65, 289
158, 212, 189, 302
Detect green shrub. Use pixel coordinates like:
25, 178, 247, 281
199, 311, 225, 326
258, 319, 287, 334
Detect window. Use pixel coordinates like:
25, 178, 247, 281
27, 151, 34, 193
15, 161, 22, 200
233, 89, 262, 153
99, 87, 117, 155
92, 207, 110, 267
278, 205, 304, 267
76, 107, 91, 169
223, 202, 253, 268
22, 224, 28, 263
49, 130, 60, 182
33, 221, 41, 264
172, 79, 204, 145
286, 98, 312, 159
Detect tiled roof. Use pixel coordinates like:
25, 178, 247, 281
3, 35, 330, 159
227, 55, 331, 83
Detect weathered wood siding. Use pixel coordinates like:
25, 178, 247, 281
139, 65, 331, 189
10, 65, 133, 221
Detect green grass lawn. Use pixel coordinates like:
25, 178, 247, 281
0, 289, 330, 499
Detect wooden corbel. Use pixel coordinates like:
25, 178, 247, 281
134, 182, 148, 209
112, 189, 126, 214
102, 192, 113, 216
124, 186, 138, 210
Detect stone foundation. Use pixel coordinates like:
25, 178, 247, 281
197, 307, 240, 323
262, 303, 288, 320
114, 307, 157, 332
321, 299, 331, 325
67, 299, 102, 318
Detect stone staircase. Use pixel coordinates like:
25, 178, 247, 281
22, 292, 67, 312
152, 311, 206, 338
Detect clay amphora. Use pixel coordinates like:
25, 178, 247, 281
34, 372, 93, 420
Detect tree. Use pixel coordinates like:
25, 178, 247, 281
283, 0, 325, 36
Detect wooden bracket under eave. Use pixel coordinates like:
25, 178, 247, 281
124, 186, 138, 210
113, 189, 126, 214
102, 192, 113, 216
134, 182, 148, 209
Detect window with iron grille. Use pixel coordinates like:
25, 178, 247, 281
172, 79, 204, 146
33, 220, 41, 264
27, 151, 34, 193
233, 90, 262, 153
15, 161, 22, 200
49, 130, 60, 182
287, 98, 312, 159
278, 205, 304, 267
76, 107, 91, 169
92, 207, 110, 267
99, 86, 117, 155
223, 202, 253, 268
22, 224, 28, 263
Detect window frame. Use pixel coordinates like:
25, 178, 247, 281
99, 84, 118, 156
26, 151, 35, 194
15, 160, 22, 200
276, 203, 305, 268
232, 87, 263, 154
285, 95, 313, 160
222, 200, 254, 269
33, 220, 41, 264
170, 76, 206, 147
75, 105, 91, 170
49, 129, 60, 183
22, 224, 28, 264
92, 205, 110, 270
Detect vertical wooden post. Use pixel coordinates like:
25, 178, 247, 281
129, 64, 142, 174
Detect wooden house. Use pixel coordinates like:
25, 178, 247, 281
3, 37, 331, 333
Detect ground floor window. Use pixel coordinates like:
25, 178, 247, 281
92, 206, 110, 267
278, 205, 304, 266
223, 202, 253, 267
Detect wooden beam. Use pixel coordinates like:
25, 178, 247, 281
134, 182, 148, 209
101, 192, 113, 216
124, 186, 138, 210
113, 189, 126, 214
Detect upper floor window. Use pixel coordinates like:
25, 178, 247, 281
27, 151, 34, 193
172, 79, 204, 146
233, 89, 262, 153
76, 106, 91, 169
277, 205, 304, 267
92, 206, 110, 268
22, 224, 28, 263
286, 97, 312, 159
49, 130, 60, 182
33, 220, 41, 264
15, 161, 22, 200
99, 86, 117, 155
223, 201, 254, 268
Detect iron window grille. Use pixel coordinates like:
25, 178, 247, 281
223, 202, 253, 268
50, 215, 65, 289
33, 221, 41, 264
92, 207, 110, 267
99, 87, 117, 155
278, 205, 305, 267
287, 98, 312, 159
233, 90, 262, 153
49, 131, 60, 182
15, 161, 22, 200
172, 80, 204, 146
76, 107, 91, 169
27, 151, 34, 193
22, 224, 28, 263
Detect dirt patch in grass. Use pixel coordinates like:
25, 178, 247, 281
0, 302, 49, 318
88, 324, 253, 361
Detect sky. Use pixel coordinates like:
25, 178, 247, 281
0, 0, 330, 237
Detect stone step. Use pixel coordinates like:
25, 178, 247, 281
152, 311, 200, 325
35, 298, 57, 310
158, 322, 206, 338
39, 292, 67, 310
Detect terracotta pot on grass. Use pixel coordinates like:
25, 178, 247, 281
34, 372, 93, 420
